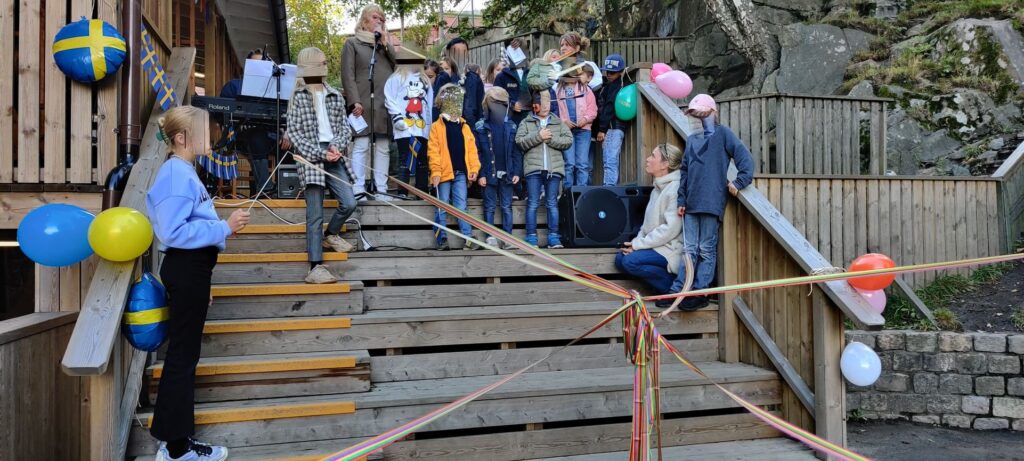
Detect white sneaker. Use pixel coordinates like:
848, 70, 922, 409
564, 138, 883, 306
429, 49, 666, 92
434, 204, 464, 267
377, 194, 393, 202
155, 439, 228, 461
323, 234, 354, 253
304, 264, 338, 284
485, 236, 499, 248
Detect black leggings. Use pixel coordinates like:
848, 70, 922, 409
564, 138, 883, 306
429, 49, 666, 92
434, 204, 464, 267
150, 246, 219, 442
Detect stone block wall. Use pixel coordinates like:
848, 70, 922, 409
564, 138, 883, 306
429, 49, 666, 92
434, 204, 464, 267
845, 331, 1024, 431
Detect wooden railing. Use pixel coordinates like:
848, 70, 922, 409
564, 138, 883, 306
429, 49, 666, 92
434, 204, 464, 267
638, 81, 883, 448
1, 312, 83, 460
993, 140, 1024, 251
60, 47, 196, 461
469, 31, 680, 69
715, 94, 890, 175
755, 175, 1003, 288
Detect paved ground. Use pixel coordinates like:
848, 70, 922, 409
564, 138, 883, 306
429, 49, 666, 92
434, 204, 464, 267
848, 421, 1024, 460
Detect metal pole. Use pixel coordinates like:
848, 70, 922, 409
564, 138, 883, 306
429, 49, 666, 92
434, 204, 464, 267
103, 0, 143, 209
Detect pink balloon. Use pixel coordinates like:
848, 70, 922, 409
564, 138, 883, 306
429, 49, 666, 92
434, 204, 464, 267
651, 63, 672, 82
856, 288, 887, 314
655, 70, 693, 99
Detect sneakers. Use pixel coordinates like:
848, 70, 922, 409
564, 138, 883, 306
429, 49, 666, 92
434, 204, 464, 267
436, 237, 451, 251
323, 234, 354, 253
546, 233, 564, 249
654, 298, 676, 309
464, 241, 483, 250
524, 234, 539, 247
485, 236, 499, 248
656, 295, 710, 311
304, 264, 338, 284
155, 438, 228, 461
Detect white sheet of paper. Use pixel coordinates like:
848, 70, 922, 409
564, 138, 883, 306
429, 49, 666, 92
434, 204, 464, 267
348, 114, 368, 133
240, 59, 299, 100
506, 46, 526, 66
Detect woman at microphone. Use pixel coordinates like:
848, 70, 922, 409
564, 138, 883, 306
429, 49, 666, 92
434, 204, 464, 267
341, 4, 396, 200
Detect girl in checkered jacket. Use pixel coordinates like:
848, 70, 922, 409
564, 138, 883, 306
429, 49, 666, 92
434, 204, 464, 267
286, 47, 358, 284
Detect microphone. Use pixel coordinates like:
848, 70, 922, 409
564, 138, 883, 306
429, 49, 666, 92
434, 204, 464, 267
374, 31, 382, 42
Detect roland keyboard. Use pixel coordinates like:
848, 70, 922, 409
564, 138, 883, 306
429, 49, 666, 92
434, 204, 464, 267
192, 96, 287, 125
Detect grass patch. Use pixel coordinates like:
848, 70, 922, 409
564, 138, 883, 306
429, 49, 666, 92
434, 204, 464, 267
1011, 308, 1024, 331
877, 263, 1014, 330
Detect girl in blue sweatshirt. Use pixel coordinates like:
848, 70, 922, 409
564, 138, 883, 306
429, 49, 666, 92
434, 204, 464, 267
661, 94, 753, 311
145, 106, 249, 461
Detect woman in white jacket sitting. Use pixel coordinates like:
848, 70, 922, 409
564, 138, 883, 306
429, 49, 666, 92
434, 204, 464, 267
614, 143, 684, 295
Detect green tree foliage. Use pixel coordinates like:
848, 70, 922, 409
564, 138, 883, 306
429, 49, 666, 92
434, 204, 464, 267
286, 0, 347, 86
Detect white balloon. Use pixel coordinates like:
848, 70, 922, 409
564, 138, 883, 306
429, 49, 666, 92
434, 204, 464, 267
840, 341, 881, 387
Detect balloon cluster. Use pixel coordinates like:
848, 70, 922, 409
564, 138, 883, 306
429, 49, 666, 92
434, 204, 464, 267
18, 204, 154, 267
838, 253, 897, 387
611, 62, 695, 122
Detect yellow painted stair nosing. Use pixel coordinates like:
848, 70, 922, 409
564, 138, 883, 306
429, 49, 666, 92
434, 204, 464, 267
145, 401, 356, 427
203, 317, 352, 334
211, 283, 350, 297
151, 355, 359, 379
217, 252, 348, 263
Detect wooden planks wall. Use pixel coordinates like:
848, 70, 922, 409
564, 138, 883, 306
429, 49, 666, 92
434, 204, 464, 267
993, 141, 1024, 251
754, 176, 1002, 288
717, 95, 889, 176
591, 37, 678, 67
0, 313, 85, 460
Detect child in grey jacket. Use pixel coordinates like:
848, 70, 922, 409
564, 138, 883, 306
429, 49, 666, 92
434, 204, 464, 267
515, 91, 573, 248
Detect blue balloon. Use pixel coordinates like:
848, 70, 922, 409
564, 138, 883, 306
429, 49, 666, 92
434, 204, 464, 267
122, 273, 169, 352
17, 204, 95, 267
52, 18, 127, 83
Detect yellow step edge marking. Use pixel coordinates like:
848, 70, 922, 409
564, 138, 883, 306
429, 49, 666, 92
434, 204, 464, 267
203, 317, 351, 334
269, 455, 368, 461
217, 253, 348, 263
233, 223, 347, 234
216, 199, 339, 209
152, 356, 358, 379
211, 283, 350, 297
145, 401, 356, 427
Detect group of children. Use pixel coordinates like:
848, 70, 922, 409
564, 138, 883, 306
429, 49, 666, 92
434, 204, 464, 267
387, 32, 633, 251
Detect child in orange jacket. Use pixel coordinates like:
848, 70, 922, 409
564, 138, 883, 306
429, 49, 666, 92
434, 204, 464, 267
428, 84, 481, 250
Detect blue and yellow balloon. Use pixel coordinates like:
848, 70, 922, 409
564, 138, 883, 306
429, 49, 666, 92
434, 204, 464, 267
52, 17, 126, 83
122, 272, 168, 352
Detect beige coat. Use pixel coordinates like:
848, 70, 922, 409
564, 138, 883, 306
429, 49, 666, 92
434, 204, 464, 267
340, 37, 396, 137
631, 170, 684, 274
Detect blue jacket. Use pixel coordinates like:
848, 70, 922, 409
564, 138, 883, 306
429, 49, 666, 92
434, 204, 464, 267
431, 70, 483, 126
493, 67, 530, 110
596, 77, 625, 134
475, 116, 522, 183
146, 157, 231, 251
677, 125, 754, 219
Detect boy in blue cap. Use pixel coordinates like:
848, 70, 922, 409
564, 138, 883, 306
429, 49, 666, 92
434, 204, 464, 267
596, 54, 627, 186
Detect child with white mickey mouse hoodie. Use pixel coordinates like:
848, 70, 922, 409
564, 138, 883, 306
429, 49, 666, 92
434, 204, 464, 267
385, 50, 435, 197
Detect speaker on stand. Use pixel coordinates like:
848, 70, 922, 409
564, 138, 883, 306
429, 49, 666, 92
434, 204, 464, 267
559, 185, 653, 247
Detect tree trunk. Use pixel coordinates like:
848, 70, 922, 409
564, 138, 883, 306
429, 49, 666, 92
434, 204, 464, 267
701, 0, 778, 91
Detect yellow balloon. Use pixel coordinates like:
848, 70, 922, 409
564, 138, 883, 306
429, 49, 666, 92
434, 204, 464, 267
88, 207, 154, 262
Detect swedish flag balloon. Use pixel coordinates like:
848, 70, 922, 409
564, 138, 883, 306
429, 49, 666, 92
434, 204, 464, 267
122, 272, 169, 352
52, 17, 127, 83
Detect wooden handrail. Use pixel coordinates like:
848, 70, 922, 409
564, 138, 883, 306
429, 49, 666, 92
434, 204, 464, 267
732, 297, 814, 414
755, 173, 1000, 181
0, 312, 78, 345
992, 140, 1024, 179
637, 81, 884, 329
716, 92, 894, 104
62, 47, 197, 376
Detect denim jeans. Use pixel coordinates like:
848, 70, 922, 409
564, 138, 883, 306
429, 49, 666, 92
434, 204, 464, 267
434, 172, 471, 243
396, 136, 429, 195
615, 249, 675, 295
671, 212, 720, 291
602, 128, 624, 186
305, 156, 358, 263
525, 172, 562, 236
483, 180, 514, 235
564, 129, 592, 188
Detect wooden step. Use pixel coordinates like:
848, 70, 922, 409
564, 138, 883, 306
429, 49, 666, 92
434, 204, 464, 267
217, 252, 347, 262
209, 281, 365, 319
147, 351, 371, 402
528, 438, 817, 461
217, 199, 545, 227
198, 301, 716, 357
149, 412, 776, 461
226, 228, 554, 253
213, 248, 621, 284
127, 361, 780, 457
369, 339, 720, 382
363, 280, 645, 310
203, 316, 351, 335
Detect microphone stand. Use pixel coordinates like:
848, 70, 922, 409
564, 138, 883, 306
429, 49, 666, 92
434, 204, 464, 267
264, 48, 284, 199
367, 33, 379, 197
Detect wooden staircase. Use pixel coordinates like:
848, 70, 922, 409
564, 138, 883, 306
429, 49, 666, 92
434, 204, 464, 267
124, 199, 810, 460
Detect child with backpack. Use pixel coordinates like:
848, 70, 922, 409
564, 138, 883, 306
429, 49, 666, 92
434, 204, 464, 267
428, 84, 481, 250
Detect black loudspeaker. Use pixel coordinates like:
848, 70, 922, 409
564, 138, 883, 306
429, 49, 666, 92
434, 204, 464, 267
277, 164, 301, 199
559, 185, 653, 248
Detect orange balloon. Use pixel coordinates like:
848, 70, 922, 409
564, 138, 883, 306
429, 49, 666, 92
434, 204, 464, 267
848, 253, 896, 291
